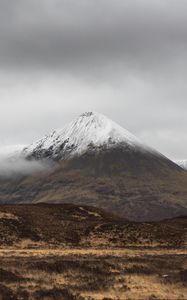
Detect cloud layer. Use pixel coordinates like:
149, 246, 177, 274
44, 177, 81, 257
1, 0, 187, 75
0, 145, 50, 178
0, 0, 186, 160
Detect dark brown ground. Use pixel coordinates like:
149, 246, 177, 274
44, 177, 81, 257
0, 204, 186, 299
0, 204, 186, 248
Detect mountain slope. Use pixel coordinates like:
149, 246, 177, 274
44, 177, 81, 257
1, 159, 186, 221
0, 112, 187, 221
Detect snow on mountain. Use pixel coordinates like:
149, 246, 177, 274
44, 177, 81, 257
23, 111, 151, 160
175, 160, 187, 170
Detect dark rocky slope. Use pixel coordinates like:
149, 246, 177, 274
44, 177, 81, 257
0, 147, 187, 221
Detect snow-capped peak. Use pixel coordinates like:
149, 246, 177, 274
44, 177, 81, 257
23, 111, 147, 160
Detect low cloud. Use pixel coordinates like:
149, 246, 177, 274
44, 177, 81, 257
0, 145, 50, 178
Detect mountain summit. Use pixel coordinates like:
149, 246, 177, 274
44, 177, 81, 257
23, 111, 151, 160
22, 111, 183, 177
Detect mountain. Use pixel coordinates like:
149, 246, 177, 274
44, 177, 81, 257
22, 111, 183, 176
22, 111, 149, 160
175, 160, 187, 170
0, 111, 187, 221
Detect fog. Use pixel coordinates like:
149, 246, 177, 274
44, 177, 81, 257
0, 145, 50, 178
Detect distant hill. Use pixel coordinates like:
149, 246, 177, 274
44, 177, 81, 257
0, 204, 186, 248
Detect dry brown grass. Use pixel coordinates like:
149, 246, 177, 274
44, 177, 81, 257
0, 205, 186, 299
0, 248, 186, 300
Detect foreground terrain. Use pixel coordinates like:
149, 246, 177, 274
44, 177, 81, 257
0, 249, 187, 300
0, 204, 186, 299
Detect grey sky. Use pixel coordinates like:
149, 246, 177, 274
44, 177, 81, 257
0, 0, 186, 159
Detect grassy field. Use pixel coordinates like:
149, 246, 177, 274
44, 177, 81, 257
0, 248, 186, 300
0, 204, 186, 299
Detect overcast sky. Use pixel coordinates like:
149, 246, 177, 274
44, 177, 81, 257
0, 0, 187, 160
